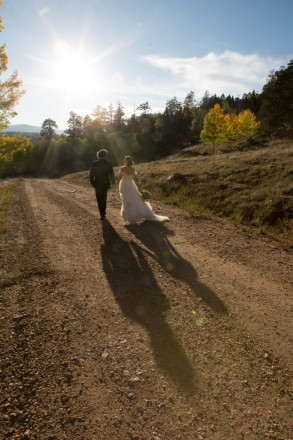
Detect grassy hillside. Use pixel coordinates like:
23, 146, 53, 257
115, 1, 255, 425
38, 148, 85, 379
62, 138, 293, 246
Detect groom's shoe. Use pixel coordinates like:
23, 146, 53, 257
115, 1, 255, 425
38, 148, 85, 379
100, 215, 106, 221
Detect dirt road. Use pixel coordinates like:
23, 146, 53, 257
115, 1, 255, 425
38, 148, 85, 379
1, 178, 292, 440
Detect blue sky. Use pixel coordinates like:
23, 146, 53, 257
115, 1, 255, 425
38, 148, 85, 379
1, 0, 293, 129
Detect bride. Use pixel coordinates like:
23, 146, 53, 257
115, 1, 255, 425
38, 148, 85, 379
119, 156, 169, 224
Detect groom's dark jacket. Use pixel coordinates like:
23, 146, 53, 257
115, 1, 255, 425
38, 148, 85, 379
89, 158, 115, 189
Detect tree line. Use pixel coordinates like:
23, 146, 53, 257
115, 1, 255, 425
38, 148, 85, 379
1, 57, 292, 178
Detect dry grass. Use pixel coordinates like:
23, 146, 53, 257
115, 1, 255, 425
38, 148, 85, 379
135, 139, 293, 246
0, 179, 21, 253
62, 139, 293, 246
61, 171, 92, 188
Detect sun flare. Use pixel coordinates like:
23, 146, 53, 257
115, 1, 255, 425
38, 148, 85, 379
50, 40, 96, 94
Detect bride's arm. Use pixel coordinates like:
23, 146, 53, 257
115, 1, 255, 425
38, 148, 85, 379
117, 168, 123, 183
132, 171, 141, 193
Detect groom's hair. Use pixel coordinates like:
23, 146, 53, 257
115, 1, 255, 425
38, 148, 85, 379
97, 149, 108, 158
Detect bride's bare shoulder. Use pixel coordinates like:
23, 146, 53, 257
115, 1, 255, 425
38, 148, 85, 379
121, 166, 135, 175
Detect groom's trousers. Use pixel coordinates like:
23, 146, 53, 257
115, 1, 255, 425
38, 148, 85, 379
95, 185, 108, 218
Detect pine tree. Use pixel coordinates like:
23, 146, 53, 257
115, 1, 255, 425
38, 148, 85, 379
183, 91, 195, 111
260, 59, 293, 135
108, 103, 114, 124
113, 101, 125, 130
92, 105, 109, 125
64, 111, 83, 138
137, 101, 151, 114
40, 118, 58, 140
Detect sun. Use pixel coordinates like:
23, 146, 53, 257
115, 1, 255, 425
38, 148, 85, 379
50, 40, 96, 94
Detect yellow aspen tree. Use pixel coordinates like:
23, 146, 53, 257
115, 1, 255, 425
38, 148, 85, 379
0, 2, 25, 131
200, 103, 226, 154
0, 45, 25, 131
237, 109, 260, 138
0, 1, 4, 32
222, 113, 242, 146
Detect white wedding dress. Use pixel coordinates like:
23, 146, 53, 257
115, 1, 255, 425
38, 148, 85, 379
119, 169, 169, 224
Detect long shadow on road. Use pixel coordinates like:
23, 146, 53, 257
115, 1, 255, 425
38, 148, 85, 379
126, 222, 228, 315
100, 220, 196, 393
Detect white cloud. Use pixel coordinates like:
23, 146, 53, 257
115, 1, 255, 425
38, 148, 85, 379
143, 50, 287, 97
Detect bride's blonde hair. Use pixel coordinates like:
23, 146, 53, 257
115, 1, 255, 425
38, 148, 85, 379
124, 156, 133, 166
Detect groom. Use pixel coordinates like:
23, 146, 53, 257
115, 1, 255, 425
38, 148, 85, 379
90, 149, 115, 220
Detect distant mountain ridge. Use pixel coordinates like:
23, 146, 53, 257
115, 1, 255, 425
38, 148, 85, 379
3, 124, 64, 134
4, 124, 42, 133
